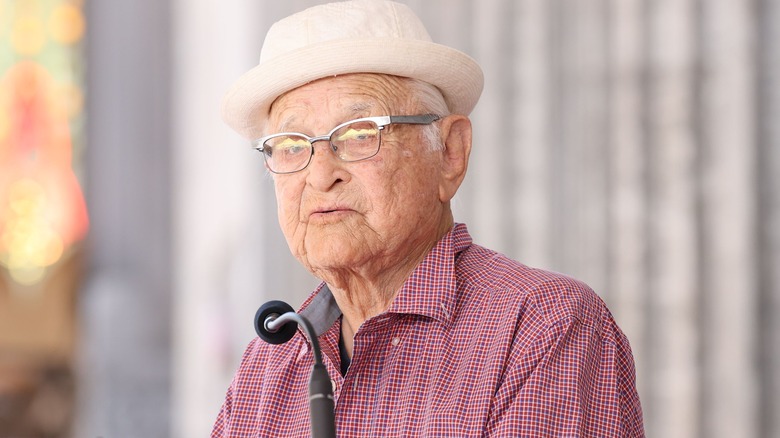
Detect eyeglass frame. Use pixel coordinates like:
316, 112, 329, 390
252, 114, 442, 174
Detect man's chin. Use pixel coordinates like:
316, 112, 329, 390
303, 245, 371, 273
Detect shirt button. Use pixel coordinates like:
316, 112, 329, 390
391, 337, 401, 346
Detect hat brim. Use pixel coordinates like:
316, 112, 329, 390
221, 37, 484, 140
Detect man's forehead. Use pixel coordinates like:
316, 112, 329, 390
274, 101, 374, 131
268, 75, 407, 131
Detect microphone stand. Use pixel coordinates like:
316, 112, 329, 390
256, 301, 337, 438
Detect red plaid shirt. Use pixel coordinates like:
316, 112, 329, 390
212, 224, 644, 437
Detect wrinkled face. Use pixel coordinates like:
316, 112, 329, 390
266, 74, 447, 277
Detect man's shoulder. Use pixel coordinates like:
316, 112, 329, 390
456, 243, 609, 327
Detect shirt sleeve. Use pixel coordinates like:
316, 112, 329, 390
211, 337, 262, 437
211, 379, 234, 437
484, 295, 645, 437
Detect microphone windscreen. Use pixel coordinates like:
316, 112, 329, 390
254, 300, 298, 345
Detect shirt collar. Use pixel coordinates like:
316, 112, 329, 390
299, 283, 342, 337
298, 223, 473, 335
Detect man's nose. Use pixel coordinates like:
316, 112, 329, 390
305, 139, 349, 189
309, 138, 341, 164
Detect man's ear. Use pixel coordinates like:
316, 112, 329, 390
438, 115, 472, 203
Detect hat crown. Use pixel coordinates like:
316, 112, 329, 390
260, 0, 432, 63
222, 0, 483, 139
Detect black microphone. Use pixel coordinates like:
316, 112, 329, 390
254, 300, 337, 438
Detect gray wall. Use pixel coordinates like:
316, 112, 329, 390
78, 0, 172, 436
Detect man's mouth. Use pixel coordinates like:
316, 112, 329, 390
314, 204, 350, 214
309, 207, 353, 220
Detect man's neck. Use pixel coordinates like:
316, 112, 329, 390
333, 227, 454, 357
328, 261, 415, 359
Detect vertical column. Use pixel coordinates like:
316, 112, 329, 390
644, 0, 700, 436
79, 0, 172, 436
512, 0, 553, 269
697, 1, 758, 436
758, 0, 780, 436
468, 0, 511, 251
171, 0, 266, 436
551, 0, 610, 294
606, 0, 648, 408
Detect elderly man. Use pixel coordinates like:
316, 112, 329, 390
213, 1, 644, 436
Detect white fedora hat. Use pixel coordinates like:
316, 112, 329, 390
221, 0, 484, 140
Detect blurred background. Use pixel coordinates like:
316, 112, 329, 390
0, 0, 778, 437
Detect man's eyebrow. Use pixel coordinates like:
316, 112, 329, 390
277, 115, 296, 133
349, 102, 373, 114
275, 102, 376, 133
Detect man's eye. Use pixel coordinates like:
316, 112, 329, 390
336, 128, 377, 142
284, 144, 306, 154
277, 139, 310, 155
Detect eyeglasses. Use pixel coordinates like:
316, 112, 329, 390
252, 114, 441, 174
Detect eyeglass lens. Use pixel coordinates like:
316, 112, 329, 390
262, 120, 381, 173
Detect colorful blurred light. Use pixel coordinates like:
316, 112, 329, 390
1, 0, 88, 286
